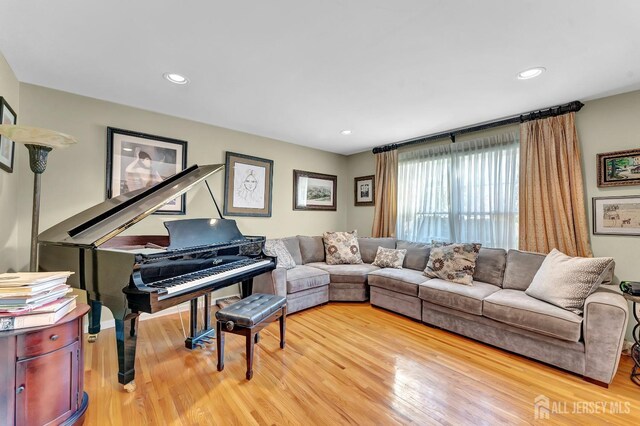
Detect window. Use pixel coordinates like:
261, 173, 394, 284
397, 132, 519, 248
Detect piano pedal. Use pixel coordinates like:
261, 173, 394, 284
88, 334, 98, 343
123, 381, 137, 393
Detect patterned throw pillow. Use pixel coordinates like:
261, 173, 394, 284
372, 247, 407, 269
263, 239, 296, 269
424, 241, 482, 285
323, 231, 363, 265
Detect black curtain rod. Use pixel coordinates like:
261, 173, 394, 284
371, 100, 584, 154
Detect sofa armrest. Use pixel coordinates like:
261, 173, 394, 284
252, 267, 287, 297
583, 286, 629, 384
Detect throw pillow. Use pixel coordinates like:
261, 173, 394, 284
424, 242, 482, 285
372, 247, 407, 269
525, 248, 614, 314
323, 231, 363, 265
263, 239, 296, 269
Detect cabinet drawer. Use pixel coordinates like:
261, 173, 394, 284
17, 320, 78, 358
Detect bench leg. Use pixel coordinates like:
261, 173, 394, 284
246, 333, 254, 380
254, 332, 260, 344
280, 305, 286, 349
216, 321, 224, 371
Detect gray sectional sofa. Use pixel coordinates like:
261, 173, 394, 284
253, 236, 629, 386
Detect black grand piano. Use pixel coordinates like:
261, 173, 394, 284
37, 164, 276, 391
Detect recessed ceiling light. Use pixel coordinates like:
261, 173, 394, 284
517, 67, 546, 80
163, 72, 189, 85
340, 130, 352, 135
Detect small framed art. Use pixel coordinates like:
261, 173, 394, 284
224, 152, 273, 217
354, 175, 375, 206
0, 97, 17, 173
106, 127, 187, 214
293, 170, 337, 211
597, 149, 640, 187
593, 195, 640, 236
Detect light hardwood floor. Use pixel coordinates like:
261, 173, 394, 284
84, 303, 640, 425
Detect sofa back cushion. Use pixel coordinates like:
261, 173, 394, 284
281, 236, 303, 265
396, 240, 430, 271
503, 249, 546, 290
297, 235, 325, 264
473, 248, 507, 287
358, 237, 396, 263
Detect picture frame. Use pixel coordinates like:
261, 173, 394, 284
293, 170, 337, 211
223, 151, 273, 217
593, 195, 640, 236
0, 97, 17, 173
106, 127, 188, 214
354, 175, 375, 206
597, 148, 640, 187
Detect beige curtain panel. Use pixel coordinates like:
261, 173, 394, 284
519, 112, 592, 257
372, 150, 398, 237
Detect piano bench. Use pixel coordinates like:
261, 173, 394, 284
215, 293, 287, 380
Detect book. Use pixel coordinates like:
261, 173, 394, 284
0, 295, 78, 317
0, 279, 69, 296
0, 271, 73, 287
0, 285, 71, 306
0, 298, 77, 330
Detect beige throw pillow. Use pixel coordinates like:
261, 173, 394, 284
372, 247, 407, 269
323, 231, 363, 265
525, 249, 614, 314
424, 242, 482, 285
263, 239, 296, 269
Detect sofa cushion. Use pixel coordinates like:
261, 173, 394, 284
368, 268, 429, 296
286, 265, 330, 294
483, 289, 583, 342
418, 279, 501, 316
358, 237, 396, 263
525, 249, 615, 315
372, 247, 407, 269
263, 239, 296, 269
323, 231, 363, 265
473, 248, 506, 287
502, 249, 546, 290
297, 235, 325, 264
281, 236, 303, 265
305, 262, 380, 284
424, 242, 481, 285
396, 240, 430, 271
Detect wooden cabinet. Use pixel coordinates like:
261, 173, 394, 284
0, 304, 89, 426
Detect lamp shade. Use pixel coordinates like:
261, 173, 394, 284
0, 125, 77, 149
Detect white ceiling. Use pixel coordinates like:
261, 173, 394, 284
1, 0, 640, 155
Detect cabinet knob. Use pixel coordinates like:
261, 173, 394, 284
16, 385, 25, 394
50, 334, 59, 341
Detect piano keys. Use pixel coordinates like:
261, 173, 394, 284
37, 164, 276, 391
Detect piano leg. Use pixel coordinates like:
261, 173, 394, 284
87, 299, 103, 342
241, 278, 253, 298
115, 311, 140, 392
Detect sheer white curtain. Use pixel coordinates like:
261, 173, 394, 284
397, 131, 519, 248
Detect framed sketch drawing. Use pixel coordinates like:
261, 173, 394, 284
354, 175, 375, 206
106, 127, 187, 214
597, 149, 640, 187
293, 170, 337, 211
0, 97, 17, 173
593, 196, 640, 236
224, 152, 273, 217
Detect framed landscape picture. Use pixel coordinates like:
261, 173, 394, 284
224, 152, 273, 217
593, 195, 640, 236
106, 127, 187, 214
293, 170, 337, 211
597, 148, 640, 187
354, 175, 375, 206
0, 97, 17, 173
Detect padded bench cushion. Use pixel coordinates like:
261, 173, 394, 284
368, 268, 429, 296
418, 279, 501, 316
215, 293, 286, 327
483, 289, 583, 342
305, 262, 380, 284
286, 265, 330, 293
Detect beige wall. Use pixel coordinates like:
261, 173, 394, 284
346, 150, 375, 236
0, 52, 19, 273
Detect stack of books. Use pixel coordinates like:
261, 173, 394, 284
0, 271, 76, 330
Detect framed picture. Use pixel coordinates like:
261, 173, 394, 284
223, 152, 273, 217
593, 195, 640, 236
597, 149, 640, 187
354, 175, 375, 206
293, 170, 337, 211
106, 127, 187, 214
0, 97, 17, 173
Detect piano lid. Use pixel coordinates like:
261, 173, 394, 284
38, 164, 225, 247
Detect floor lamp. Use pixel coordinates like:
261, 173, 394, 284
0, 125, 77, 271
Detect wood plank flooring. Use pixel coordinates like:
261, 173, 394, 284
83, 303, 640, 425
